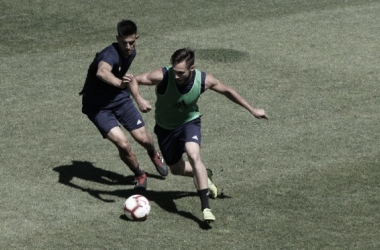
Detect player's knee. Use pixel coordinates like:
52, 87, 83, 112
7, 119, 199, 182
136, 136, 151, 147
134, 133, 153, 147
117, 140, 132, 153
187, 152, 200, 165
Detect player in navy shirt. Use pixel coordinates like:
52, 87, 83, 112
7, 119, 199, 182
81, 44, 136, 110
80, 20, 168, 190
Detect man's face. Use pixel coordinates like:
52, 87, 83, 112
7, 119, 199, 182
117, 34, 138, 57
172, 60, 194, 85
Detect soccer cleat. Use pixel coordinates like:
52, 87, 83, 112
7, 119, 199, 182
208, 178, 218, 199
206, 168, 213, 180
151, 152, 168, 177
207, 169, 217, 198
134, 173, 147, 190
202, 208, 215, 223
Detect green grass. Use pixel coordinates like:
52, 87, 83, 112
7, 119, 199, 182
1, 0, 379, 249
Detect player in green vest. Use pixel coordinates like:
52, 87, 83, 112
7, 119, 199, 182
128, 48, 268, 223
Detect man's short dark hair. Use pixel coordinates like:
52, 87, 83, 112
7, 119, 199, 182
170, 48, 195, 68
117, 19, 137, 37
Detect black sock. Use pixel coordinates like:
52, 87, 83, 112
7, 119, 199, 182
198, 188, 210, 211
131, 164, 144, 176
147, 149, 156, 158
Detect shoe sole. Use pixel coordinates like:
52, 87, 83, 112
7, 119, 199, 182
203, 209, 216, 223
204, 218, 215, 224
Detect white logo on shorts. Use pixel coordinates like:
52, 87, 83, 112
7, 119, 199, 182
192, 135, 198, 140
137, 120, 142, 125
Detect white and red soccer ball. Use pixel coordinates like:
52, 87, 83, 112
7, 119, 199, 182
124, 195, 151, 221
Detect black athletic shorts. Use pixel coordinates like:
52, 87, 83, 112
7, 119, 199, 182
84, 98, 145, 138
154, 118, 202, 165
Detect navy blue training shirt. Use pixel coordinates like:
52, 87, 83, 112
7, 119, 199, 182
81, 43, 136, 112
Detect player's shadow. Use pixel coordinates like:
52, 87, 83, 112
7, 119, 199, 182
54, 160, 134, 186
53, 161, 219, 229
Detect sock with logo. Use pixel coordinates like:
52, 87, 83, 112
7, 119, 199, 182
198, 188, 210, 211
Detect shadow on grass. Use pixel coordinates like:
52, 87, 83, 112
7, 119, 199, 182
53, 160, 225, 230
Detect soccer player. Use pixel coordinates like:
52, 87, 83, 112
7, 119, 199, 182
127, 48, 268, 223
79, 19, 168, 191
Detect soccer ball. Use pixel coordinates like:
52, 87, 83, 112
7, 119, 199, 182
123, 195, 151, 221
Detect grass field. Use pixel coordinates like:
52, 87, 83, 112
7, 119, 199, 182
1, 0, 379, 249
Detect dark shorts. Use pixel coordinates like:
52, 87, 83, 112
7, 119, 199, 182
154, 118, 202, 165
83, 98, 145, 138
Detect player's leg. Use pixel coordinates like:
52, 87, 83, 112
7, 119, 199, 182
184, 142, 215, 222
182, 119, 216, 222
168, 157, 193, 177
129, 127, 168, 177
106, 126, 139, 170
182, 119, 218, 198
184, 142, 207, 189
156, 120, 216, 222
168, 154, 217, 198
129, 126, 154, 151
107, 127, 147, 190
115, 98, 168, 176
167, 155, 215, 221
84, 108, 146, 189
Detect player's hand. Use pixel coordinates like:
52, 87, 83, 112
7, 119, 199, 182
123, 74, 134, 83
137, 98, 152, 113
252, 108, 268, 120
121, 74, 134, 88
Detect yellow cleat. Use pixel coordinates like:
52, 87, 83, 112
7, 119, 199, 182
203, 208, 216, 223
208, 178, 218, 199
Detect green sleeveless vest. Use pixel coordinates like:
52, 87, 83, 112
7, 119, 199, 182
155, 67, 202, 130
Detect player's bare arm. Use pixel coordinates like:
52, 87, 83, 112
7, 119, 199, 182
127, 76, 152, 113
205, 73, 268, 120
96, 61, 126, 88
135, 68, 164, 86
128, 68, 164, 113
